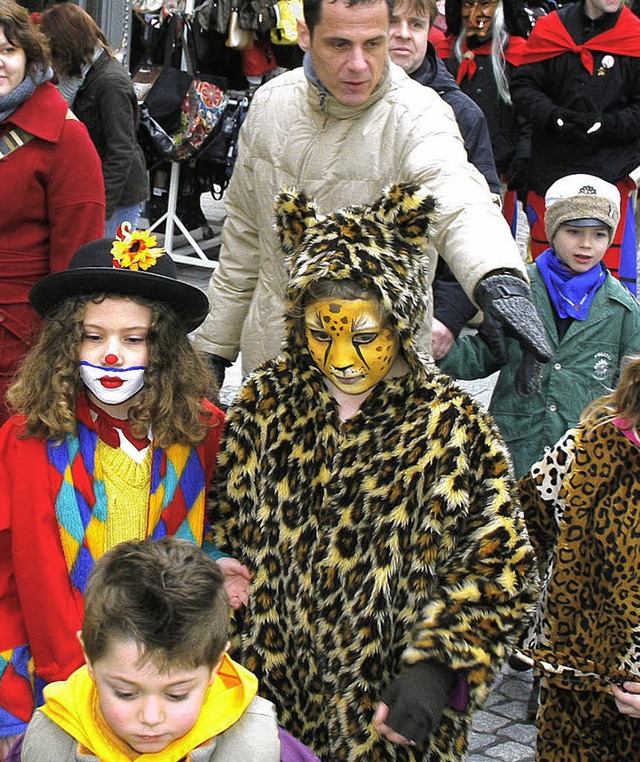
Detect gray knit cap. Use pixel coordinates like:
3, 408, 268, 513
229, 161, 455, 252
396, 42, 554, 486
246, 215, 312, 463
544, 174, 621, 246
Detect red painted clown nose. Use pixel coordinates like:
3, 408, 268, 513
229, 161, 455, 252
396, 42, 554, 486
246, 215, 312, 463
105, 354, 119, 365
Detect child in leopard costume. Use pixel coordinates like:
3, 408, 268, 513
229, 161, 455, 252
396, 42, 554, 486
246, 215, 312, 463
209, 183, 538, 760
519, 354, 640, 761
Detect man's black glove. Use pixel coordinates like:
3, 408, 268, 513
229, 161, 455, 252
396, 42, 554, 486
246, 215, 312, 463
204, 353, 232, 388
549, 107, 580, 133
475, 273, 552, 395
380, 661, 456, 746
514, 351, 545, 398
595, 113, 615, 138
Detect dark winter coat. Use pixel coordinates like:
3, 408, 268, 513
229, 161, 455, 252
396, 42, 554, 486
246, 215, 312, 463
443, 41, 525, 174
73, 51, 149, 215
414, 44, 500, 193
412, 43, 499, 336
510, 1, 640, 195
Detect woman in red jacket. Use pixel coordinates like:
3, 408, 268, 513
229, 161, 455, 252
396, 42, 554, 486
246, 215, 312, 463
0, 0, 105, 425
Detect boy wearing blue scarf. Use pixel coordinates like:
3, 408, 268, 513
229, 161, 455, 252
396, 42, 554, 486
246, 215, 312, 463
439, 173, 640, 479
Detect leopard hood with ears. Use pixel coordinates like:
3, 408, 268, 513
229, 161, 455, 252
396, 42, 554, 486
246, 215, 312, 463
274, 183, 437, 368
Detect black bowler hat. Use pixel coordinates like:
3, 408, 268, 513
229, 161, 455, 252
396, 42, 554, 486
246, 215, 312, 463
29, 232, 210, 332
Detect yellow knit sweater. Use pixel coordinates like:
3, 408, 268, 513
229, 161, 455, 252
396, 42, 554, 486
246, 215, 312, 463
99, 440, 152, 549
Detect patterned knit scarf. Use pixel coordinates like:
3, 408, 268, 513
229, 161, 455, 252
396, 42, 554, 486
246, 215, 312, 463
47, 395, 206, 594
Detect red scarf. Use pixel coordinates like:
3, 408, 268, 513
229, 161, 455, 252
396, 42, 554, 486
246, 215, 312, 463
83, 394, 150, 451
519, 7, 640, 74
437, 35, 527, 84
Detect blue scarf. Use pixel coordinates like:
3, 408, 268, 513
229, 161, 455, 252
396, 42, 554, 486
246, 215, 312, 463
0, 64, 53, 123
536, 248, 606, 320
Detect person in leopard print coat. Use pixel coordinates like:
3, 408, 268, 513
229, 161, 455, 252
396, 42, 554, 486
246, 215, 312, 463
209, 183, 538, 761
518, 353, 640, 761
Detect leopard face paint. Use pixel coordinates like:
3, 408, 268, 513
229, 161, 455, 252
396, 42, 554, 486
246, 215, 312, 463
304, 298, 400, 394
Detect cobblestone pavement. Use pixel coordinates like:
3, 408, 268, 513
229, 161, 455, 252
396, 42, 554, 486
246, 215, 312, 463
468, 664, 536, 761
175, 206, 538, 762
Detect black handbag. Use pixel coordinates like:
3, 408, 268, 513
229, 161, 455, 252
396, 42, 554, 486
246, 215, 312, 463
238, 0, 277, 36
137, 102, 175, 161
133, 14, 193, 135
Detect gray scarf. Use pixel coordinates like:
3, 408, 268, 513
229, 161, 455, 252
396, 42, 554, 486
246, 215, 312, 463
0, 65, 53, 123
57, 46, 104, 106
303, 53, 330, 95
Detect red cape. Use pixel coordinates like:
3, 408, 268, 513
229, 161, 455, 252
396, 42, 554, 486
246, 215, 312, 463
519, 7, 640, 74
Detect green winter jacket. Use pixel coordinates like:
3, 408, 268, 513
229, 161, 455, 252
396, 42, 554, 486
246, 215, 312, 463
439, 265, 640, 478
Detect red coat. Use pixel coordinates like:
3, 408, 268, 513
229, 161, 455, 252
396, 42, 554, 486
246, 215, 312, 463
0, 83, 105, 423
0, 400, 225, 698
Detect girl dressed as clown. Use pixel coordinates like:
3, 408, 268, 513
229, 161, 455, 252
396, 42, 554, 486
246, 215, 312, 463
0, 228, 249, 759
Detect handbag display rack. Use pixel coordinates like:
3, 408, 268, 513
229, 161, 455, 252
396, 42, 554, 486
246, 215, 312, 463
142, 0, 224, 268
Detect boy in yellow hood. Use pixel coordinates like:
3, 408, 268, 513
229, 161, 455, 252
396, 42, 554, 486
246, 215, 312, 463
16, 537, 281, 762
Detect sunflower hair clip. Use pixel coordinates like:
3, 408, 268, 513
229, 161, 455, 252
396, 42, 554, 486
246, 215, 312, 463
111, 222, 165, 271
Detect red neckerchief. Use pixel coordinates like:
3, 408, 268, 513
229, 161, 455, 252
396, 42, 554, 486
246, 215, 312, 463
437, 35, 527, 84
519, 7, 640, 74
456, 39, 493, 84
78, 393, 151, 451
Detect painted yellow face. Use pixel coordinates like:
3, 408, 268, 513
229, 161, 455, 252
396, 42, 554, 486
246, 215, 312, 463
304, 298, 400, 395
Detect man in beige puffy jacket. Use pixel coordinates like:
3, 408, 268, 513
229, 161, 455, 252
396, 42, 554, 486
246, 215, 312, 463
194, 0, 551, 391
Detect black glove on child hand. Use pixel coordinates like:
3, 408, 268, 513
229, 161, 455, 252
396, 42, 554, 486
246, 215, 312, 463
475, 273, 552, 395
380, 661, 456, 746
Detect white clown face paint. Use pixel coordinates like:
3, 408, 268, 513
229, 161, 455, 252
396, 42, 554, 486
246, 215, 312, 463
79, 298, 151, 414
80, 362, 146, 406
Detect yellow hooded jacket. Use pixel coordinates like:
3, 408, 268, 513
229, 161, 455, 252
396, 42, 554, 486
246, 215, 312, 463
21, 655, 279, 762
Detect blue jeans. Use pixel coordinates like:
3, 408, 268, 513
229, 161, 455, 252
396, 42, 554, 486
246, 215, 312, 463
105, 203, 143, 239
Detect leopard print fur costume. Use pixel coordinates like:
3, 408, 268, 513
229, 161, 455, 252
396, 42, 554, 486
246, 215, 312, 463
519, 422, 640, 687
210, 184, 538, 760
518, 421, 640, 759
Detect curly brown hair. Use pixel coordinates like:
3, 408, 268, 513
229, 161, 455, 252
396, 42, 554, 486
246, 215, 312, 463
7, 294, 219, 447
